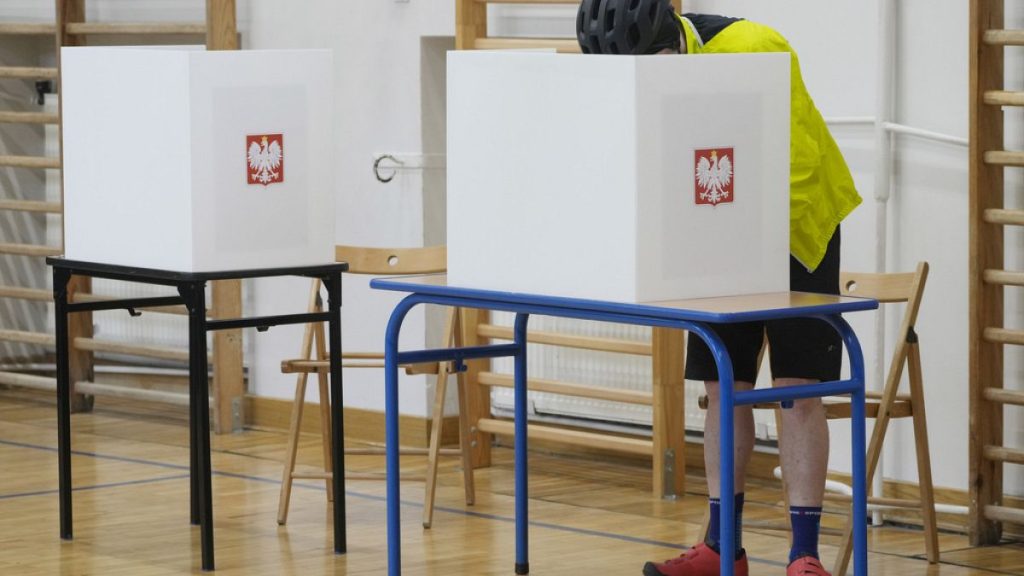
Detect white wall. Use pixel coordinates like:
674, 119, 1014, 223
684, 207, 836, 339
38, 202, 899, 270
3, 0, 1019, 495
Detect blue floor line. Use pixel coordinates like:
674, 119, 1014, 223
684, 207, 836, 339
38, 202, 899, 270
0, 437, 787, 567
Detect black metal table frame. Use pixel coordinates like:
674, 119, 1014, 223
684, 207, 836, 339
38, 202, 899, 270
47, 258, 348, 571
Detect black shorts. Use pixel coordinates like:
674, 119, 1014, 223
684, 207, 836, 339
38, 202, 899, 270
684, 227, 842, 383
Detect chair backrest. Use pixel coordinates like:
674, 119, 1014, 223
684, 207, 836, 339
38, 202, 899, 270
839, 262, 929, 339
335, 245, 446, 275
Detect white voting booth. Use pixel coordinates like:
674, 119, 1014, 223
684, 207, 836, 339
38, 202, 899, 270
447, 51, 791, 302
61, 47, 335, 272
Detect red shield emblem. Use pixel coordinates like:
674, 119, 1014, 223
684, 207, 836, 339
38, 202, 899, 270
246, 134, 284, 186
694, 147, 734, 206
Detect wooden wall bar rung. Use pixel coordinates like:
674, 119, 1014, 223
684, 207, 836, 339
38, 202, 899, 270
64, 22, 206, 35
0, 329, 54, 346
984, 150, 1024, 166
0, 66, 58, 80
0, 199, 62, 213
473, 37, 580, 53
983, 445, 1024, 466
476, 417, 653, 456
985, 90, 1024, 106
478, 323, 652, 355
0, 286, 50, 301
0, 370, 54, 390
0, 22, 57, 35
74, 381, 193, 406
985, 504, 1024, 524
984, 269, 1024, 287
984, 209, 1024, 225
73, 337, 208, 363
983, 327, 1024, 346
984, 29, 1024, 46
983, 387, 1024, 406
0, 155, 60, 169
0, 244, 62, 257
478, 371, 653, 405
0, 111, 60, 125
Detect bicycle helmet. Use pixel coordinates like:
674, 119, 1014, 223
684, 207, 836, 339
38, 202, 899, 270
577, 0, 679, 55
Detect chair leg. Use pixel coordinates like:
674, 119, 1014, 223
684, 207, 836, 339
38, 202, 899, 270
278, 372, 309, 525
315, 319, 334, 502
451, 310, 476, 507
277, 279, 321, 525
423, 307, 462, 528
422, 353, 450, 528
907, 342, 939, 563
834, 339, 909, 576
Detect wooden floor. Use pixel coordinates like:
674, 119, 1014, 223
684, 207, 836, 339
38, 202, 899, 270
0, 390, 1021, 575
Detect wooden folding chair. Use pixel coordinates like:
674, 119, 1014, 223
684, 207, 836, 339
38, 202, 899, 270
276, 245, 475, 529
829, 261, 937, 575
696, 263, 937, 574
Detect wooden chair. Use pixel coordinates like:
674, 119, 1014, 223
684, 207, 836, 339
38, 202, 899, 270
830, 262, 937, 575
697, 263, 937, 574
276, 245, 475, 529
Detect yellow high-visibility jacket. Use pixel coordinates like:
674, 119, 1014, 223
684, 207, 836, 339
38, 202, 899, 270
678, 13, 862, 271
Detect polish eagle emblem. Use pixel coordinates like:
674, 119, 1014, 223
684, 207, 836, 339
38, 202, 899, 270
694, 148, 734, 206
246, 134, 284, 186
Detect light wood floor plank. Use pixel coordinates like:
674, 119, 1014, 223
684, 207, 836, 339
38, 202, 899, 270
0, 391, 1013, 574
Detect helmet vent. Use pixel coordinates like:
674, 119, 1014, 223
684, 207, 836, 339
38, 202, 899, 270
629, 0, 641, 10
649, 1, 659, 22
604, 8, 616, 32
627, 24, 640, 51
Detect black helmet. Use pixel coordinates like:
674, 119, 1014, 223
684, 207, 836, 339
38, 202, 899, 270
577, 0, 678, 55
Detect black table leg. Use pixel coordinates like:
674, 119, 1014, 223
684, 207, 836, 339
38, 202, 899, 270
182, 281, 215, 570
190, 341, 199, 526
54, 268, 73, 541
324, 271, 346, 554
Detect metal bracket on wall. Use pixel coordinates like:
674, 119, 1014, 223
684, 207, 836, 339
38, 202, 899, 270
372, 153, 446, 183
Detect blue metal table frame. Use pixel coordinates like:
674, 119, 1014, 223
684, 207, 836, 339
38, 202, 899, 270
47, 258, 349, 571
372, 274, 877, 576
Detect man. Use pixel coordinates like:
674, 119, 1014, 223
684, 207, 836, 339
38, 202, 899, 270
576, 1, 863, 575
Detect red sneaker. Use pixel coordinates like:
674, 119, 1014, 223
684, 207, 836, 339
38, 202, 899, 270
786, 556, 831, 576
642, 542, 748, 576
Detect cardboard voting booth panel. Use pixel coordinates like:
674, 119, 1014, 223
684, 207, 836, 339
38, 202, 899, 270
447, 51, 791, 302
61, 47, 334, 272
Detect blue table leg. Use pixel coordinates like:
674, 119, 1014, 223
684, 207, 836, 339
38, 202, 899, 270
681, 323, 735, 576
823, 314, 868, 576
513, 313, 531, 575
385, 295, 421, 576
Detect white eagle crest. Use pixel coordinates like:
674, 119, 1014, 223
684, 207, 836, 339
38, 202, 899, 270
695, 150, 733, 205
248, 135, 283, 185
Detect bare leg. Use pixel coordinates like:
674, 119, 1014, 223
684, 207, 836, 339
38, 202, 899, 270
703, 380, 756, 498
775, 378, 829, 506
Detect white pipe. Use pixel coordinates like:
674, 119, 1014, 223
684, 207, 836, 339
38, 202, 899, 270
884, 121, 969, 147
870, 0, 897, 527
826, 116, 876, 126
824, 118, 968, 148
